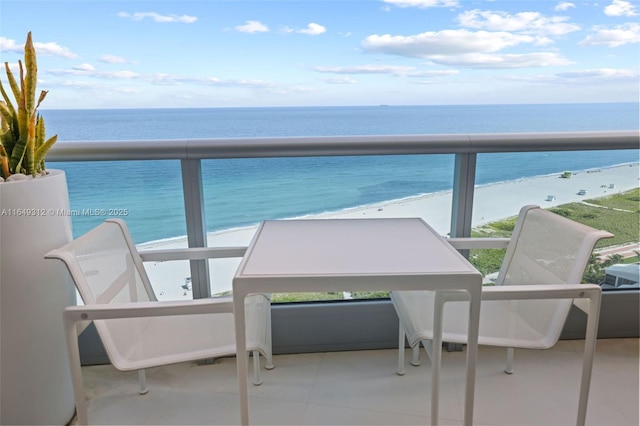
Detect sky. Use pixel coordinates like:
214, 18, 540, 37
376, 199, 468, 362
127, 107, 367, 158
0, 0, 639, 109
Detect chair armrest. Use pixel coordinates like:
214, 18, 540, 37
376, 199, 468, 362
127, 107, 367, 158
139, 246, 247, 262
481, 284, 601, 302
63, 298, 234, 324
447, 238, 510, 250
572, 286, 602, 314
412, 284, 602, 309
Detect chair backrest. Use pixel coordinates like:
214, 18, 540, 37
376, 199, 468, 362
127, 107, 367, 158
48, 219, 156, 305
494, 205, 613, 345
46, 219, 158, 361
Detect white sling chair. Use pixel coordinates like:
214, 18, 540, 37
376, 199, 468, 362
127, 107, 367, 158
391, 205, 612, 426
46, 219, 273, 425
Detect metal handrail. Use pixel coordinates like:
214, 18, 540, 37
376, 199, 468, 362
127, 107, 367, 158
49, 130, 639, 161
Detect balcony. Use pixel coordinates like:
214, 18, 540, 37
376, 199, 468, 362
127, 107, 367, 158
30, 131, 640, 424
70, 338, 638, 425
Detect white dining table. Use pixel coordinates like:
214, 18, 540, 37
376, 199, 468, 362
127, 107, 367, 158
233, 218, 482, 425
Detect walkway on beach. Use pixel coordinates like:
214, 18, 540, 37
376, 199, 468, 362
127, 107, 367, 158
596, 243, 640, 260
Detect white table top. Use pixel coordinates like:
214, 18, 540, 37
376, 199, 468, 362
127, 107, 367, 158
237, 218, 478, 279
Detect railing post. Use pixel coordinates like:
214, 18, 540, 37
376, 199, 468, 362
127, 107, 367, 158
448, 153, 477, 352
181, 159, 211, 299
450, 153, 477, 251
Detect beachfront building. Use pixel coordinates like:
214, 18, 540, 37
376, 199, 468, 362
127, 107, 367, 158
603, 264, 640, 290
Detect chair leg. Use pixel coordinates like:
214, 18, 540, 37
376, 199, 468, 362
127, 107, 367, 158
265, 305, 275, 370
138, 369, 149, 395
431, 293, 446, 426
411, 344, 421, 366
397, 322, 406, 375
252, 351, 262, 386
504, 348, 514, 374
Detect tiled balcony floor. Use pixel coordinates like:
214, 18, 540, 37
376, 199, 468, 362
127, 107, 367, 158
71, 338, 638, 425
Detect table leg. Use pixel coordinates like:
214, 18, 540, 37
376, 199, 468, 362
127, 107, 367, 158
234, 292, 250, 425
463, 285, 481, 426
431, 292, 445, 425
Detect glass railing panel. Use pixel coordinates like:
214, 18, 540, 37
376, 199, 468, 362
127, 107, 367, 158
471, 150, 640, 288
201, 154, 456, 301
56, 160, 186, 242
53, 159, 187, 299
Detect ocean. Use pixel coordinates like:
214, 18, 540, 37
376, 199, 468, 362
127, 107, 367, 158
42, 103, 639, 244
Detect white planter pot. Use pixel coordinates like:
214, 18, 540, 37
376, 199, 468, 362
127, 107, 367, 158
0, 170, 76, 425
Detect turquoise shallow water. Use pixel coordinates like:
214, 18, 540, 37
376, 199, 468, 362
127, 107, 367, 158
43, 103, 639, 243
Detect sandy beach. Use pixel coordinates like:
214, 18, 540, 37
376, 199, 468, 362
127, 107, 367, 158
142, 163, 639, 300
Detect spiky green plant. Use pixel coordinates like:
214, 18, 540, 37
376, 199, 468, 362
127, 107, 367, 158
0, 32, 57, 179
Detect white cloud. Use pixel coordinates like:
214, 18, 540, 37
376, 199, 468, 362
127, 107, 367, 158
362, 30, 538, 57
509, 68, 638, 84
427, 52, 573, 68
107, 71, 139, 79
99, 55, 128, 64
118, 12, 197, 23
149, 73, 276, 89
34, 42, 78, 58
60, 80, 101, 88
298, 23, 327, 36
320, 76, 358, 84
313, 64, 458, 77
0, 37, 21, 51
579, 23, 640, 47
382, 0, 459, 8
49, 66, 275, 90
149, 73, 182, 85
0, 36, 77, 58
194, 78, 276, 88
555, 2, 576, 12
556, 68, 638, 80
604, 0, 638, 17
49, 67, 139, 79
73, 63, 95, 72
57, 80, 143, 97
458, 10, 580, 36
282, 23, 327, 35
235, 20, 270, 33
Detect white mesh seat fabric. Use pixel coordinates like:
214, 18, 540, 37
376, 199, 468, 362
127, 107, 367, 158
46, 219, 272, 424
392, 293, 567, 350
391, 205, 613, 425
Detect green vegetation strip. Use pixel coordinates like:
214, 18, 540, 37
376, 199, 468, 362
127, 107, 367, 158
470, 188, 639, 277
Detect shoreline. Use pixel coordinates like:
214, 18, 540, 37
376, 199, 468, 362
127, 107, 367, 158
142, 162, 639, 300
140, 162, 639, 248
